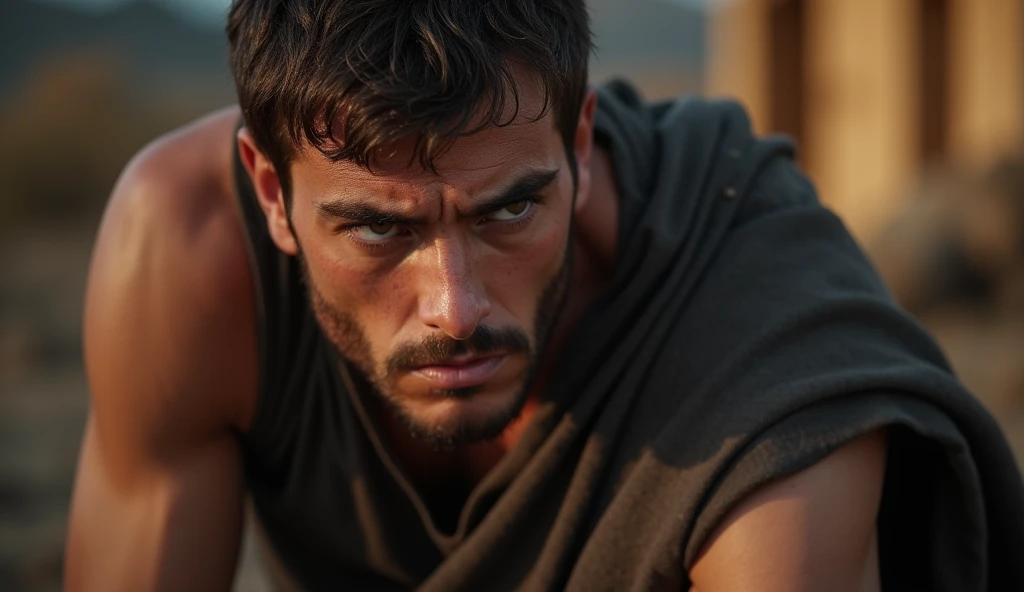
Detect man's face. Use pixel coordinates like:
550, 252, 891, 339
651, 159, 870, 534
284, 90, 586, 450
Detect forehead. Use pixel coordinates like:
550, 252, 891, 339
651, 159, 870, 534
289, 81, 565, 202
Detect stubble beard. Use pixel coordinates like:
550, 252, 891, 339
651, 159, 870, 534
301, 246, 571, 451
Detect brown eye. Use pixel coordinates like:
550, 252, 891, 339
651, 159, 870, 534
367, 222, 394, 235
504, 201, 528, 215
352, 221, 400, 242
489, 200, 533, 222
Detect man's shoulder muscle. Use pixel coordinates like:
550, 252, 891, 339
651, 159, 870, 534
688, 430, 886, 592
84, 106, 258, 452
67, 108, 258, 589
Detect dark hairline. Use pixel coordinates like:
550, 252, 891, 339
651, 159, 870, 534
227, 0, 592, 203
261, 65, 584, 202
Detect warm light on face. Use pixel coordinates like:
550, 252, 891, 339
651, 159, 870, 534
288, 105, 577, 450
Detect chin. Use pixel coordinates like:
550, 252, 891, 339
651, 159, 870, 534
386, 382, 530, 451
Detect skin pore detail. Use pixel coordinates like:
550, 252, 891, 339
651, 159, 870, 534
266, 81, 594, 458
301, 248, 570, 452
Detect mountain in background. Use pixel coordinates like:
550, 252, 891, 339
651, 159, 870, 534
0, 0, 233, 101
590, 0, 706, 97
590, 0, 706, 66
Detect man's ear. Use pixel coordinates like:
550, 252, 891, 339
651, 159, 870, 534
572, 88, 599, 215
237, 128, 299, 255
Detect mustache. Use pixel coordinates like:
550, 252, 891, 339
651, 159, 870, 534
386, 326, 530, 374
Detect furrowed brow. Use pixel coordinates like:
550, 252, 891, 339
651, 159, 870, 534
463, 168, 560, 218
314, 168, 559, 225
314, 200, 427, 226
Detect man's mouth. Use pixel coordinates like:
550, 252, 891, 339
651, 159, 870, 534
410, 353, 507, 390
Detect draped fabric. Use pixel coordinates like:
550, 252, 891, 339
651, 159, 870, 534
234, 81, 1024, 591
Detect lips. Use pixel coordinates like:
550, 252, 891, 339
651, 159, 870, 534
410, 354, 506, 390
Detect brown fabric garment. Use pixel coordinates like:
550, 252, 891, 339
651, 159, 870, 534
234, 81, 1024, 591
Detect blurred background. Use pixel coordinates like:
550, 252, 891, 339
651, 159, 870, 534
0, 0, 1020, 589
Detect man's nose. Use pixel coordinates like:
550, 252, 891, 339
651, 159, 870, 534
417, 237, 491, 340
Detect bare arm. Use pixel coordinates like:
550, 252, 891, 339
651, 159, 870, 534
66, 109, 257, 591
688, 430, 887, 592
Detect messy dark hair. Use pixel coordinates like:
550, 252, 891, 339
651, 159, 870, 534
227, 0, 592, 202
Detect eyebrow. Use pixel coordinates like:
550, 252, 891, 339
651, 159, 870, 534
462, 168, 560, 218
314, 168, 560, 226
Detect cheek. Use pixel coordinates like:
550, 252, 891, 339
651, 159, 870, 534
483, 207, 570, 322
302, 240, 414, 354
290, 194, 396, 308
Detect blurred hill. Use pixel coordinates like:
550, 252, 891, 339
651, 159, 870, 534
0, 0, 233, 101
589, 0, 706, 96
0, 0, 236, 233
590, 0, 705, 66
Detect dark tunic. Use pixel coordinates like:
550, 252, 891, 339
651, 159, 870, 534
233, 81, 1024, 591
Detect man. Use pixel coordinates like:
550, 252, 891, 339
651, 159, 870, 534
65, 0, 1024, 590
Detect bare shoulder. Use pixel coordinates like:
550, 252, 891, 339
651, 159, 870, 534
689, 430, 887, 592
84, 106, 257, 458
104, 105, 245, 242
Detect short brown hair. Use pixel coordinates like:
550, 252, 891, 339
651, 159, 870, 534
227, 0, 592, 201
